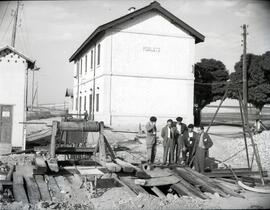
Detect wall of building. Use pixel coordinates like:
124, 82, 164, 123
0, 50, 27, 148
109, 11, 195, 129
71, 11, 197, 130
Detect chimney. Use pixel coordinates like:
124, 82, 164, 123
128, 7, 136, 13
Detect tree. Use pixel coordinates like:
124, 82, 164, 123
194, 59, 229, 125
228, 52, 270, 119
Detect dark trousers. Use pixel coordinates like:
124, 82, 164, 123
163, 138, 174, 164
147, 143, 157, 163
184, 147, 193, 166
175, 135, 185, 163
194, 147, 205, 173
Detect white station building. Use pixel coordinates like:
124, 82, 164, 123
69, 1, 204, 129
0, 45, 35, 153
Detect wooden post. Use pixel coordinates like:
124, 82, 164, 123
238, 95, 265, 185
98, 121, 106, 162
50, 121, 58, 158
206, 87, 228, 133
238, 90, 250, 168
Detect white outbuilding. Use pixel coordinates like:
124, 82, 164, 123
69, 1, 204, 129
0, 45, 35, 154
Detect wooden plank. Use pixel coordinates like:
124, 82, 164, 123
24, 176, 41, 203
137, 175, 180, 187
13, 172, 29, 203
173, 168, 224, 196
46, 175, 62, 200
114, 158, 135, 173
186, 167, 241, 198
143, 167, 173, 178
167, 169, 209, 199
50, 121, 58, 158
171, 182, 196, 197
54, 176, 72, 194
34, 175, 51, 201
119, 176, 148, 195
104, 136, 116, 160
204, 170, 268, 178
151, 186, 166, 197
91, 156, 121, 172
34, 156, 47, 174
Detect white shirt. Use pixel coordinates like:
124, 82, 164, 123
188, 132, 193, 138
176, 124, 181, 134
167, 127, 171, 138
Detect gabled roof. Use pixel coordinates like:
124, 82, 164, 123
0, 45, 35, 69
69, 1, 205, 62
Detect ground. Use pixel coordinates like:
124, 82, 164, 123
1, 118, 270, 209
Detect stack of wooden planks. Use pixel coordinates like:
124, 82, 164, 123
118, 166, 246, 199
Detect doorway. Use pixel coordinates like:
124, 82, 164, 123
0, 105, 13, 143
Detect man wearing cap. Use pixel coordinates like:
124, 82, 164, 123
174, 117, 188, 164
145, 116, 157, 164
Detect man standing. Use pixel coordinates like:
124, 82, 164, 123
161, 119, 174, 165
193, 126, 213, 173
174, 117, 188, 164
185, 124, 197, 166
145, 116, 157, 164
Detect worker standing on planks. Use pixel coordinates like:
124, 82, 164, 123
145, 116, 157, 165
185, 124, 197, 166
193, 126, 213, 173
174, 117, 188, 164
161, 119, 175, 165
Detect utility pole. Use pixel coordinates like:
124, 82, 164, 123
11, 0, 20, 47
242, 24, 248, 112
31, 67, 40, 110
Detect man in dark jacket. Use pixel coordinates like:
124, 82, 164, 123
174, 117, 188, 164
145, 116, 157, 164
161, 119, 175, 165
185, 124, 197, 166
193, 126, 213, 173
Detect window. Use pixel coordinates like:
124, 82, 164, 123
85, 55, 87, 73
97, 44, 101, 65
89, 94, 92, 115
90, 50, 93, 69
80, 59, 83, 74
84, 96, 87, 110
79, 96, 82, 112
96, 93, 99, 112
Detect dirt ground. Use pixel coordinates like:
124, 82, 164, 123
1, 118, 270, 209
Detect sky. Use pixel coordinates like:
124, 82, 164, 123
0, 0, 269, 104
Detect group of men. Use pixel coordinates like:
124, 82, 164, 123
145, 116, 213, 173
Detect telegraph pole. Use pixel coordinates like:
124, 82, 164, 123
11, 0, 20, 47
242, 24, 248, 111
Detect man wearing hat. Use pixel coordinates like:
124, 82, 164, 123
174, 117, 188, 164
145, 116, 157, 164
185, 124, 197, 166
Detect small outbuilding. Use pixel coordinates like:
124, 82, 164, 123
0, 45, 35, 153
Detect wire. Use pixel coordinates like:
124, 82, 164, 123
0, 1, 10, 30
194, 81, 242, 85
1, 14, 13, 44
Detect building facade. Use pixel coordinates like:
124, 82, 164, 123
0, 45, 35, 153
69, 1, 204, 129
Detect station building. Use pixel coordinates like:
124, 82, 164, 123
69, 1, 204, 129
